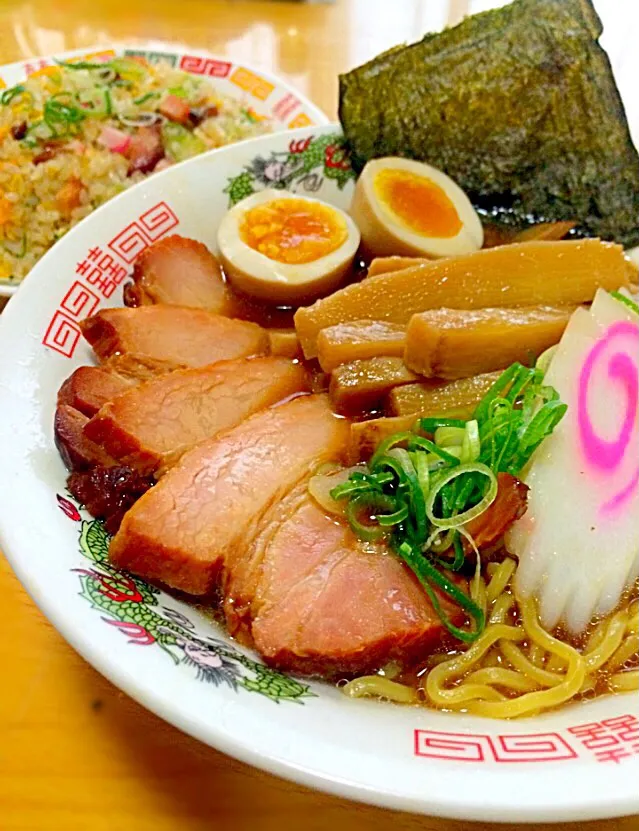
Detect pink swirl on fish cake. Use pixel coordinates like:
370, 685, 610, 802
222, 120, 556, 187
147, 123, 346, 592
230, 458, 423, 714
577, 320, 639, 515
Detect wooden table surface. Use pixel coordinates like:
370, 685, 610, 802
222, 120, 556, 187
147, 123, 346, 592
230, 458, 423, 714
0, 2, 638, 829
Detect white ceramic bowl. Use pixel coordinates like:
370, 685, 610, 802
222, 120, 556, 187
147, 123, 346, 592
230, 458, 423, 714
0, 44, 328, 297
0, 124, 637, 823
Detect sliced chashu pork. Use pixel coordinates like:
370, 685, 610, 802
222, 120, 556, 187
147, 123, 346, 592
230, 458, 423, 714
68, 465, 153, 535
109, 395, 349, 595
81, 306, 268, 367
249, 493, 465, 675
85, 357, 309, 476
127, 235, 233, 313
57, 351, 182, 420
103, 352, 184, 380
224, 483, 309, 639
58, 366, 134, 417
54, 404, 118, 471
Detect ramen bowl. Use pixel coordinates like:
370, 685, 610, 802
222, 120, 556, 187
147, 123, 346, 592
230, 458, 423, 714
0, 125, 637, 823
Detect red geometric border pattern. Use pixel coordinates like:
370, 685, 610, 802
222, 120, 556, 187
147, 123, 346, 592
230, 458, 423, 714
415, 731, 492, 762
107, 222, 150, 264
139, 202, 180, 241
60, 281, 100, 319
415, 730, 577, 764
178, 54, 232, 78
108, 201, 179, 262
43, 201, 180, 358
415, 715, 639, 765
492, 733, 577, 763
42, 311, 81, 358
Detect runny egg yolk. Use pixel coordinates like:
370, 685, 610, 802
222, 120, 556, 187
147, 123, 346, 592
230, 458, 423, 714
240, 198, 348, 265
373, 168, 462, 239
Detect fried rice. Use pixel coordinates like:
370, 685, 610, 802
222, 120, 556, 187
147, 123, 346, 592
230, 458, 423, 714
0, 56, 271, 285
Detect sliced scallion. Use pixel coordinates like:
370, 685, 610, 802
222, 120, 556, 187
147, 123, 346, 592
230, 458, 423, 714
134, 91, 160, 106
419, 416, 467, 433
434, 425, 466, 447
426, 462, 498, 530
397, 541, 485, 643
610, 289, 639, 316
328, 360, 566, 645
1, 84, 27, 106
345, 493, 397, 541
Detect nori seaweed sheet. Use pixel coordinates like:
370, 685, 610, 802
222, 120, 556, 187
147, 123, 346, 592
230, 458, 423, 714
338, 0, 639, 248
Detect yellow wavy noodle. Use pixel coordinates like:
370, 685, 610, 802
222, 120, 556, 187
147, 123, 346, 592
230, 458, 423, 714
528, 642, 545, 667
342, 676, 419, 704
482, 648, 501, 668
486, 558, 515, 605
610, 671, 639, 692
545, 652, 566, 673
582, 611, 627, 672
607, 637, 639, 672
342, 558, 639, 717
471, 571, 487, 620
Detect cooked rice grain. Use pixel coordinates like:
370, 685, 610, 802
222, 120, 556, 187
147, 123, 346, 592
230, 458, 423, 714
0, 59, 271, 284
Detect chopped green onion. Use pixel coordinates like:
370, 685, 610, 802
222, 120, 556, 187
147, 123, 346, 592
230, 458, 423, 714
451, 473, 477, 515
610, 289, 639, 316
161, 121, 206, 162
406, 435, 461, 467
329, 360, 566, 645
426, 528, 454, 552
2, 233, 27, 258
419, 416, 467, 433
411, 450, 430, 499
430, 531, 466, 571
109, 57, 147, 81
376, 502, 410, 527
535, 344, 557, 374
461, 419, 480, 463
426, 462, 498, 529
43, 93, 87, 136
427, 446, 461, 465
242, 107, 259, 123
434, 426, 465, 447
1, 84, 28, 106
24, 119, 54, 142
134, 91, 160, 106
330, 479, 376, 500
55, 59, 110, 70
396, 541, 484, 643
472, 362, 520, 423
369, 430, 414, 469
75, 87, 112, 118
388, 448, 427, 538
345, 493, 397, 541
330, 470, 393, 501
451, 533, 466, 570
508, 399, 567, 473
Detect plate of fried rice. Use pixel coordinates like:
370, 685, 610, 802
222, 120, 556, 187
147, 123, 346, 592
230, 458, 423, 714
0, 46, 328, 295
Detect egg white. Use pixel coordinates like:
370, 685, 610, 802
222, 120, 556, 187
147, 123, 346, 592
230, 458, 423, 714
217, 189, 361, 304
350, 157, 483, 259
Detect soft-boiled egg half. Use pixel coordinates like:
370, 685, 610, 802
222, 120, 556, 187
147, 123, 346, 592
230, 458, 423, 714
217, 189, 360, 304
350, 157, 483, 259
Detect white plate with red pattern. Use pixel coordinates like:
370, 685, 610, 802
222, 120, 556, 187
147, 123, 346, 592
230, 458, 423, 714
0, 124, 637, 823
0, 44, 328, 297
